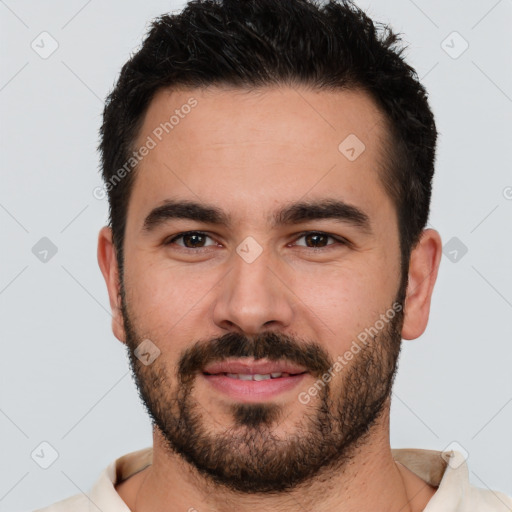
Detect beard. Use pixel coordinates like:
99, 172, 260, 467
120, 280, 406, 494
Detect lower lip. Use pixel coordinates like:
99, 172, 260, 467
201, 372, 308, 402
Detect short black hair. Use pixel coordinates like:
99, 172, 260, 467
98, 0, 437, 286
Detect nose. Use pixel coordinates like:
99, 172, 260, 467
212, 246, 295, 335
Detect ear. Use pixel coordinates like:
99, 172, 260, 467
401, 229, 443, 340
97, 226, 126, 343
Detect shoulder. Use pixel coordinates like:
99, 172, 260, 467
392, 448, 512, 511
33, 492, 89, 511
465, 484, 512, 511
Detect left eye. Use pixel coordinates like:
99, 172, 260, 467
293, 231, 343, 249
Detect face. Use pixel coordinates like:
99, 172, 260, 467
115, 85, 407, 492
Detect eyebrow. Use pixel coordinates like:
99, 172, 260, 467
142, 198, 372, 235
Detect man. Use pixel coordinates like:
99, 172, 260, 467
36, 0, 512, 510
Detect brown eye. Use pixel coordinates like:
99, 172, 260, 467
166, 231, 216, 248
304, 233, 330, 247
294, 231, 344, 249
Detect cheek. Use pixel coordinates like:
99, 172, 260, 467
122, 263, 219, 367
123, 255, 223, 332
289, 258, 397, 352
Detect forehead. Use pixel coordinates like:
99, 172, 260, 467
128, 85, 393, 228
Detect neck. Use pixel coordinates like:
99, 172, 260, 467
117, 407, 437, 512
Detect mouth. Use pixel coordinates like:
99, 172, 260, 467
203, 371, 307, 380
201, 359, 309, 402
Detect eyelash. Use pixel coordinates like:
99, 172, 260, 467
164, 230, 349, 251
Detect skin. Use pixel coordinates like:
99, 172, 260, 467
98, 85, 442, 511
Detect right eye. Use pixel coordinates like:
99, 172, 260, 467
164, 231, 219, 249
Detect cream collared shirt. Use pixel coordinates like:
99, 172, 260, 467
34, 447, 512, 511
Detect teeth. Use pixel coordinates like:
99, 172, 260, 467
223, 372, 290, 380
253, 373, 271, 381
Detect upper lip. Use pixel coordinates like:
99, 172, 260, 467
202, 359, 308, 375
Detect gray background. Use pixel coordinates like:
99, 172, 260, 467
1, 0, 511, 510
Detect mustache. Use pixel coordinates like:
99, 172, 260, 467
177, 331, 333, 381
